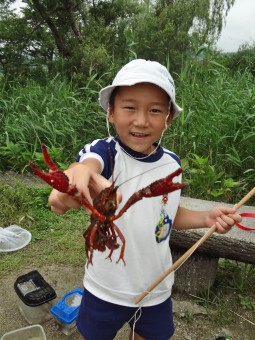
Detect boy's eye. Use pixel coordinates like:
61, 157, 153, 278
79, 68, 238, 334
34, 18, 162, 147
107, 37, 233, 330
124, 106, 135, 110
150, 108, 162, 114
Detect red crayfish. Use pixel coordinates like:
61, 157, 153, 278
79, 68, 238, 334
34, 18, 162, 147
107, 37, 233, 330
29, 144, 186, 266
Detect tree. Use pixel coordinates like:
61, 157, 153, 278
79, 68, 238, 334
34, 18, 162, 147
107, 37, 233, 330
219, 43, 255, 76
0, 0, 57, 81
129, 0, 236, 71
0, 0, 236, 81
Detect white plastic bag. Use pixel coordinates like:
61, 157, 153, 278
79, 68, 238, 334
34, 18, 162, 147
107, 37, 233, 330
0, 225, 32, 252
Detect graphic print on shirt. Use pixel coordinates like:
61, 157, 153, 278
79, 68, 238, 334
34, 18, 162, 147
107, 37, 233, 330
155, 194, 173, 243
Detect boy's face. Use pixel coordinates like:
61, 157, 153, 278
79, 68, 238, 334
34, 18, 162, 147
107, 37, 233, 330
108, 82, 171, 155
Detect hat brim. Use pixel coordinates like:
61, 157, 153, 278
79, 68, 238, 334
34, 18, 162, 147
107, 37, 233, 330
99, 83, 182, 119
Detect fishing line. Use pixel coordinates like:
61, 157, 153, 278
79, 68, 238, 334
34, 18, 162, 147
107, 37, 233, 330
129, 307, 142, 340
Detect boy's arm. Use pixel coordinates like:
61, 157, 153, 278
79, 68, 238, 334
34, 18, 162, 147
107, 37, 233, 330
173, 206, 242, 234
49, 158, 113, 215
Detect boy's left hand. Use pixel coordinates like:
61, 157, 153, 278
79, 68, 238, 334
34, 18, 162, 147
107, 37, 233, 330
206, 206, 242, 234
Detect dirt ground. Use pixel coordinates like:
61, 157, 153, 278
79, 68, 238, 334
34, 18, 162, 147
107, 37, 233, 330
0, 264, 254, 340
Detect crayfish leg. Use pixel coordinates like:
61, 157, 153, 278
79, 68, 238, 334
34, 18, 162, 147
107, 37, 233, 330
84, 221, 102, 267
111, 222, 126, 265
104, 224, 119, 262
78, 194, 106, 222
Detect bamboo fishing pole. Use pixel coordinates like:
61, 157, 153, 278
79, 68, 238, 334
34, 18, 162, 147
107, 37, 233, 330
135, 186, 255, 305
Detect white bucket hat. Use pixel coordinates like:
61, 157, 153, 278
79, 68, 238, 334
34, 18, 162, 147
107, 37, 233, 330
99, 59, 182, 118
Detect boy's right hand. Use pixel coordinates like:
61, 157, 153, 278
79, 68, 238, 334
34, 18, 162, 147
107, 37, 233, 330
49, 162, 117, 215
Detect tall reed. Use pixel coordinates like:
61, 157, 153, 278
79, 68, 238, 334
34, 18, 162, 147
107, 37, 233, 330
0, 63, 254, 204
164, 65, 255, 203
0, 73, 107, 170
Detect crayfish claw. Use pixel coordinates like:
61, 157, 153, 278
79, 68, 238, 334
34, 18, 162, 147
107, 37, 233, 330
29, 144, 77, 195
168, 167, 182, 179
41, 143, 59, 171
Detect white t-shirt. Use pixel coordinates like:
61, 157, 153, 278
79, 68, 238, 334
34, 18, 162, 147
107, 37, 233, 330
77, 136, 182, 307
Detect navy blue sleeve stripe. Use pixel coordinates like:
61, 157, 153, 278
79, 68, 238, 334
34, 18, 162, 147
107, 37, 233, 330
76, 138, 117, 180
164, 150, 181, 166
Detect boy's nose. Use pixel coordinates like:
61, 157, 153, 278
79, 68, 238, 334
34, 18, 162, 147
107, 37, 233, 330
133, 111, 149, 126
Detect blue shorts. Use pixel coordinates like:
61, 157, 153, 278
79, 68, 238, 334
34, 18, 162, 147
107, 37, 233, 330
76, 289, 174, 340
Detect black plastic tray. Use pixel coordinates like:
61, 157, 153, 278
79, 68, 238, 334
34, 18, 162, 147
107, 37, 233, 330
14, 270, 57, 306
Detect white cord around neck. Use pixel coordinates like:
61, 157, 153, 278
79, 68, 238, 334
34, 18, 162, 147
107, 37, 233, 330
115, 129, 165, 161
106, 103, 170, 161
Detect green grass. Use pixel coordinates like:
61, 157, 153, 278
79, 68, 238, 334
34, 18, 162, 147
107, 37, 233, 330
193, 259, 255, 325
0, 182, 88, 274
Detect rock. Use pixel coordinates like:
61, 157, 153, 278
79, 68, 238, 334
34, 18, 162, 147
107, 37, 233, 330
172, 298, 207, 316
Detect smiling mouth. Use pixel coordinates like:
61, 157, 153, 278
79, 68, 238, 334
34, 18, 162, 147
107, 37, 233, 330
130, 132, 149, 138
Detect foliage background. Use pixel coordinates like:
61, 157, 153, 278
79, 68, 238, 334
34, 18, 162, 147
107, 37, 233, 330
0, 0, 254, 205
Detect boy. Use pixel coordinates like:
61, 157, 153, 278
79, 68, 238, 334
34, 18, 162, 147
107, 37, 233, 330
49, 59, 241, 340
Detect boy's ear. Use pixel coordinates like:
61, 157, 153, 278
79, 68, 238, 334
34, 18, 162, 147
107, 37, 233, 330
165, 112, 174, 127
108, 105, 114, 123
166, 106, 175, 126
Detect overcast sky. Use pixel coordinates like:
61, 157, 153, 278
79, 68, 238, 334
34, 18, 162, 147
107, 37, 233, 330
12, 0, 255, 53
216, 0, 255, 52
